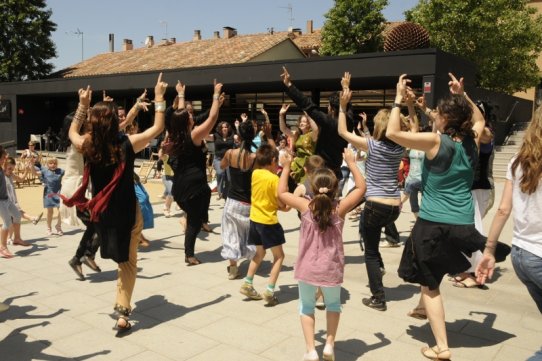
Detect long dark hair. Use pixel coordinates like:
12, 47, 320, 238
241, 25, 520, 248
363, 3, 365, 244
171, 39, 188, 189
166, 108, 191, 156
438, 94, 476, 139
308, 168, 338, 231
82, 101, 122, 165
238, 121, 256, 152
58, 112, 75, 151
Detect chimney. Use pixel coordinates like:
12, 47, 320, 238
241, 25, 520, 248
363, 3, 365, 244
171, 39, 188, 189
109, 33, 114, 52
193, 30, 201, 41
292, 28, 302, 36
223, 26, 237, 39
145, 35, 154, 48
169, 37, 176, 44
213, 31, 220, 39
122, 39, 133, 51
306, 20, 314, 34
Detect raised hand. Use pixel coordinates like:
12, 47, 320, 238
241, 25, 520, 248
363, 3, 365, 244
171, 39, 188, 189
78, 85, 92, 107
154, 72, 168, 99
280, 66, 291, 86
396, 74, 411, 99
341, 71, 351, 90
280, 151, 292, 167
136, 89, 151, 112
359, 112, 367, 124
415, 95, 427, 111
279, 103, 290, 115
448, 72, 464, 95
343, 147, 356, 164
213, 79, 223, 96
340, 88, 352, 108
260, 107, 268, 116
234, 119, 240, 128
103, 90, 113, 102
240, 113, 248, 122
176, 80, 186, 95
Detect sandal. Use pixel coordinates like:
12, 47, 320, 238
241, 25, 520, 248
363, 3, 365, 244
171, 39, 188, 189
81, 256, 101, 272
452, 276, 486, 289
185, 256, 202, 266
113, 316, 132, 336
407, 307, 427, 320
0, 247, 14, 259
421, 346, 451, 360
55, 225, 63, 236
201, 223, 212, 232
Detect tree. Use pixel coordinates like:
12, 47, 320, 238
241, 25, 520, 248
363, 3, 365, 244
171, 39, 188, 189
320, 0, 388, 56
406, 0, 542, 94
0, 0, 57, 82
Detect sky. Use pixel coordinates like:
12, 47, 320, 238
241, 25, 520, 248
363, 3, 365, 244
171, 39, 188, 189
46, 0, 419, 71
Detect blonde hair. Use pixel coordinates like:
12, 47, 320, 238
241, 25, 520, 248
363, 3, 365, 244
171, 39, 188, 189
372, 109, 390, 141
511, 106, 542, 194
47, 157, 58, 165
304, 155, 325, 176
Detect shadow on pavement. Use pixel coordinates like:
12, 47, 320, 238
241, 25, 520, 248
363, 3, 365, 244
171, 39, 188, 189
406, 311, 515, 347
315, 330, 391, 361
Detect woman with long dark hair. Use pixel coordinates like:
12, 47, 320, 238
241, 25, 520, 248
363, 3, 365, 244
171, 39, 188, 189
167, 80, 224, 266
67, 73, 167, 333
211, 121, 235, 199
387, 73, 485, 360
219, 120, 257, 279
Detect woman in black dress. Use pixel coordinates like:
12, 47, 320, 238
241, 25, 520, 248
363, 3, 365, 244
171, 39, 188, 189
67, 73, 167, 333
167, 80, 224, 265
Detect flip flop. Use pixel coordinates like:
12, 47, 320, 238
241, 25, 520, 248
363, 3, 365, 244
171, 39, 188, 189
452, 277, 487, 289
407, 307, 427, 320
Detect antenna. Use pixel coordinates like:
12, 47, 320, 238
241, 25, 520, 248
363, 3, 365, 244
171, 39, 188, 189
159, 20, 168, 39
279, 3, 294, 27
65, 28, 84, 61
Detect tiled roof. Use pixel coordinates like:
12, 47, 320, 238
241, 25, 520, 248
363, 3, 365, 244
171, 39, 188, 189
54, 33, 302, 78
291, 29, 322, 50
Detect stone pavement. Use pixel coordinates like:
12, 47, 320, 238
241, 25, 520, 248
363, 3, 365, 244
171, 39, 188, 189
0, 175, 541, 361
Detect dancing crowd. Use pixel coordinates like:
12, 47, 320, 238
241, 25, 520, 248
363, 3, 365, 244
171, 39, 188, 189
0, 67, 541, 361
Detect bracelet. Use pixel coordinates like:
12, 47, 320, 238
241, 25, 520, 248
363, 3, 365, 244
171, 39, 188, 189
392, 102, 401, 109
177, 94, 184, 98
73, 104, 88, 125
339, 107, 345, 113
213, 94, 220, 100
154, 101, 166, 112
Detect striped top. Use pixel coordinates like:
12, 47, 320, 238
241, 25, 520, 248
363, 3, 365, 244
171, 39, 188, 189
365, 138, 404, 198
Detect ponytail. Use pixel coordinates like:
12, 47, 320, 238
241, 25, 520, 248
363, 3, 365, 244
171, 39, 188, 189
308, 168, 338, 231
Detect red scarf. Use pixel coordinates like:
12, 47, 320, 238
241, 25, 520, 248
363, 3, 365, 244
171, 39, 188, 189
58, 162, 126, 222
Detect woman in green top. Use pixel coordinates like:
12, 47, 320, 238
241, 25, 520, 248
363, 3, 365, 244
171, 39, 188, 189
386, 73, 485, 361
278, 104, 319, 184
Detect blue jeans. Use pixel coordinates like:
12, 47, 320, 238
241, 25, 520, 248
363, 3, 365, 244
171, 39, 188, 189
404, 178, 422, 213
512, 245, 542, 313
359, 201, 401, 299
213, 157, 228, 197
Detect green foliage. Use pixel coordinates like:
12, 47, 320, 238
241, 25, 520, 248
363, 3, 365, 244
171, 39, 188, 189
0, 0, 57, 82
406, 0, 542, 94
320, 0, 388, 56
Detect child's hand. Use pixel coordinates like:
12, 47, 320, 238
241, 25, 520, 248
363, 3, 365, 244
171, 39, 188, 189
280, 152, 292, 167
343, 147, 356, 164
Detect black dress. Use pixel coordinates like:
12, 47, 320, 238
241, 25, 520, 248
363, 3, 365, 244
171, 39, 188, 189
90, 135, 136, 263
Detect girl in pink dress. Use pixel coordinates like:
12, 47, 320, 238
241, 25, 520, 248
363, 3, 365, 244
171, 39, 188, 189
278, 149, 366, 361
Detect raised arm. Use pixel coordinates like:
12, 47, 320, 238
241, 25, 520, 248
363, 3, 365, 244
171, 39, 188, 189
278, 104, 294, 139
191, 80, 224, 145
305, 111, 319, 142
338, 88, 368, 151
281, 66, 329, 126
338, 148, 366, 218
386, 74, 440, 157
406, 90, 419, 133
120, 89, 150, 130
69, 86, 92, 152
277, 152, 309, 212
359, 112, 371, 137
129, 73, 168, 153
